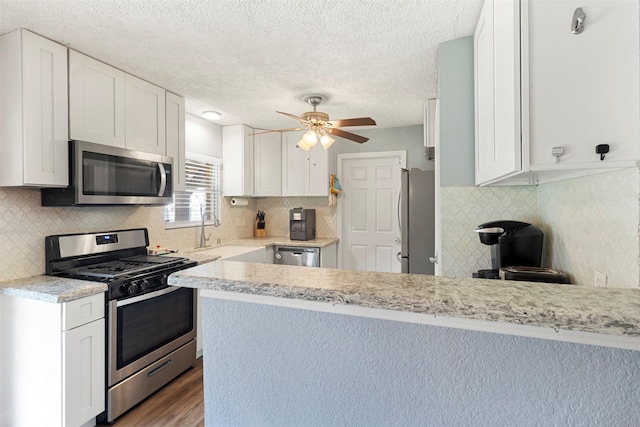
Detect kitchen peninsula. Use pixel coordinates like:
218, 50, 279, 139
170, 262, 640, 425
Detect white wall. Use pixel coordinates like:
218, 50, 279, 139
186, 113, 223, 157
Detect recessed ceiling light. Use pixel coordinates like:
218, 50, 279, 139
202, 111, 221, 121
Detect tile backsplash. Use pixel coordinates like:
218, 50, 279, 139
0, 188, 337, 282
440, 168, 640, 288
440, 186, 539, 278
2, 168, 637, 287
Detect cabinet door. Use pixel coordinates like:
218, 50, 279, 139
63, 319, 105, 427
474, 0, 495, 185
21, 30, 69, 186
527, 0, 640, 167
69, 50, 125, 147
254, 132, 282, 196
125, 74, 166, 154
306, 144, 330, 196
166, 92, 186, 191
281, 131, 305, 196
492, 0, 521, 178
222, 124, 254, 196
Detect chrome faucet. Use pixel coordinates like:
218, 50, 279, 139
199, 206, 220, 248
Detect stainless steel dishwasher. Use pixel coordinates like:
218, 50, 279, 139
274, 246, 320, 267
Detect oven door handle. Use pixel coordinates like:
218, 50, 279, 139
116, 286, 181, 307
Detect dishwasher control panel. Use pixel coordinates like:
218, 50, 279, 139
274, 246, 320, 267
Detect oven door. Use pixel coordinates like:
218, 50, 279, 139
108, 286, 195, 386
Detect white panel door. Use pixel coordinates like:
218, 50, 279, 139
340, 152, 405, 272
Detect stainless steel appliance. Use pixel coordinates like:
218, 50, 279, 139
274, 246, 320, 267
399, 168, 435, 274
41, 140, 173, 206
45, 228, 197, 423
290, 208, 316, 241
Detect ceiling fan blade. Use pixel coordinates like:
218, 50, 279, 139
250, 127, 304, 136
328, 117, 377, 127
329, 128, 369, 144
276, 111, 306, 123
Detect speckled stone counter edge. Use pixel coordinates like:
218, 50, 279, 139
0, 275, 107, 303
169, 261, 640, 350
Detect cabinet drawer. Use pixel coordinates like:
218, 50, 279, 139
62, 293, 105, 331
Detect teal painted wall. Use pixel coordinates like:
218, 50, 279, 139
439, 36, 475, 186
332, 125, 433, 171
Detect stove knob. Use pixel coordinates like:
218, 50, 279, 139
139, 279, 151, 291
160, 274, 168, 286
127, 281, 140, 296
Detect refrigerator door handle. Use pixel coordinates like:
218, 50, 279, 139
397, 190, 402, 234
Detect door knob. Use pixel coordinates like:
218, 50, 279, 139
429, 255, 438, 264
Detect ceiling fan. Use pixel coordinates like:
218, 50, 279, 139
253, 94, 376, 151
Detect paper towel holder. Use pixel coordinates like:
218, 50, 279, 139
230, 197, 249, 207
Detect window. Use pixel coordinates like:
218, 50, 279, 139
164, 152, 221, 229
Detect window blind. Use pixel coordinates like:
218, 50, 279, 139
164, 154, 221, 228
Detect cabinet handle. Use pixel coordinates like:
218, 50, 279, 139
571, 8, 587, 35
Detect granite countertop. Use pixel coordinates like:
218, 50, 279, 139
181, 237, 339, 265
226, 236, 339, 248
0, 275, 107, 303
169, 261, 640, 350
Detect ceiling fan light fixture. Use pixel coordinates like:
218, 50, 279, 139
297, 138, 312, 151
302, 130, 318, 147
320, 133, 335, 150
202, 110, 221, 121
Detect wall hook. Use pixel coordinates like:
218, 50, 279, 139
572, 7, 587, 34
596, 144, 609, 161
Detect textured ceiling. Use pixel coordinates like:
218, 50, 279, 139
0, 0, 482, 131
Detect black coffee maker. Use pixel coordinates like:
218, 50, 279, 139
474, 220, 543, 279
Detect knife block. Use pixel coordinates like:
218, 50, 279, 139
254, 219, 266, 238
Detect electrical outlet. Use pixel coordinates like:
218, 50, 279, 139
594, 270, 607, 287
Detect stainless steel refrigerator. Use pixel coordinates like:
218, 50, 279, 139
399, 168, 435, 274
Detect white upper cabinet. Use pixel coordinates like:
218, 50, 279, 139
281, 131, 332, 196
222, 124, 254, 196
0, 29, 69, 187
124, 74, 166, 154
69, 50, 169, 155
474, 0, 640, 185
526, 0, 639, 169
254, 131, 282, 196
166, 92, 186, 192
69, 50, 126, 147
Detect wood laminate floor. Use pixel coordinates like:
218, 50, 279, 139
101, 357, 204, 427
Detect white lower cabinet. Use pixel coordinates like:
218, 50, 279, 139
320, 243, 338, 268
0, 292, 105, 427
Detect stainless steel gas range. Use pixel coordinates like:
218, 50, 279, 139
45, 228, 197, 423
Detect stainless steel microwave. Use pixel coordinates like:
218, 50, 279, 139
42, 141, 173, 206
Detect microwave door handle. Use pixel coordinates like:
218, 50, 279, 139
157, 163, 167, 196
